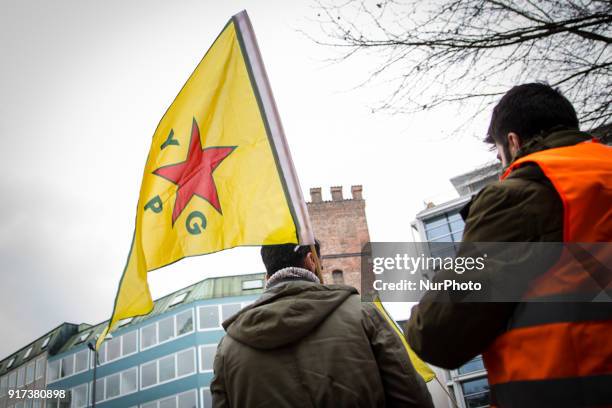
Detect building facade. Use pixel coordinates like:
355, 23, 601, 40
1, 184, 373, 408
411, 162, 501, 408
307, 185, 372, 292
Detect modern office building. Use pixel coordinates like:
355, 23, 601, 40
1, 185, 371, 408
411, 162, 501, 408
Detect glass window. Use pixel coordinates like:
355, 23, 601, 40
74, 350, 88, 373
332, 270, 344, 284
458, 356, 485, 375
198, 306, 219, 329
141, 324, 157, 349
424, 214, 447, 229
7, 358, 15, 368
159, 396, 177, 408
200, 345, 216, 372
0, 375, 7, 396
71, 384, 87, 408
221, 304, 241, 321
178, 390, 197, 408
47, 360, 60, 382
41, 337, 51, 349
106, 337, 121, 362
95, 378, 105, 403
122, 331, 137, 355
177, 310, 194, 336
23, 348, 32, 359
105, 373, 120, 399
461, 377, 490, 408
141, 361, 157, 388
169, 292, 188, 307
177, 349, 195, 377
26, 362, 35, 384
426, 223, 451, 240
97, 343, 107, 364
121, 368, 137, 395
35, 357, 45, 379
142, 403, 157, 408
159, 316, 175, 343
159, 355, 176, 383
202, 388, 212, 408
9, 371, 17, 389
62, 355, 74, 378
17, 366, 25, 387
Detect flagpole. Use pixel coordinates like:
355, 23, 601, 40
233, 10, 317, 248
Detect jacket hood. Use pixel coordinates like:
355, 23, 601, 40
223, 280, 357, 350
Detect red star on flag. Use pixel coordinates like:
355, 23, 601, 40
153, 118, 236, 224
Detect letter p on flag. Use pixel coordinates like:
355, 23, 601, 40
97, 10, 314, 349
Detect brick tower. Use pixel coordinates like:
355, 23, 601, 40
307, 185, 371, 293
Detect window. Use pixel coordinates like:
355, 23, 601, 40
141, 310, 194, 350
118, 317, 133, 327
47, 360, 60, 382
121, 368, 137, 394
106, 337, 121, 362
177, 349, 195, 377
35, 357, 45, 379
71, 384, 88, 408
75, 332, 90, 344
7, 358, 15, 368
169, 292, 188, 307
159, 355, 176, 383
0, 375, 7, 396
140, 348, 196, 390
461, 377, 490, 408
198, 306, 219, 330
332, 270, 345, 284
142, 389, 198, 408
458, 356, 486, 375
159, 317, 175, 343
93, 367, 137, 403
8, 371, 17, 389
17, 366, 25, 388
142, 361, 157, 388
201, 388, 212, 408
221, 304, 241, 321
26, 362, 35, 384
41, 336, 51, 349
177, 310, 194, 336
105, 373, 120, 399
61, 354, 74, 378
95, 378, 104, 403
23, 347, 32, 359
199, 345, 217, 372
97, 330, 138, 365
242, 279, 263, 290
74, 350, 88, 373
123, 330, 137, 355
141, 324, 158, 350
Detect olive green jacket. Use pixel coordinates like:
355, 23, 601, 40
211, 279, 434, 408
404, 129, 593, 368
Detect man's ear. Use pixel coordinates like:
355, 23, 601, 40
303, 251, 316, 273
507, 132, 522, 152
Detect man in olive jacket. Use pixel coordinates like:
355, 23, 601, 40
211, 242, 433, 408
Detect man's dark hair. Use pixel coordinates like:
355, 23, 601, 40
486, 83, 579, 145
261, 240, 321, 277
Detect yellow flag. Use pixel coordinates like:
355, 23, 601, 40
98, 11, 313, 348
373, 297, 436, 382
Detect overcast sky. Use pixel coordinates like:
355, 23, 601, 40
0, 0, 497, 359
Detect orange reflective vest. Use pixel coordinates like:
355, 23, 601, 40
483, 140, 612, 407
